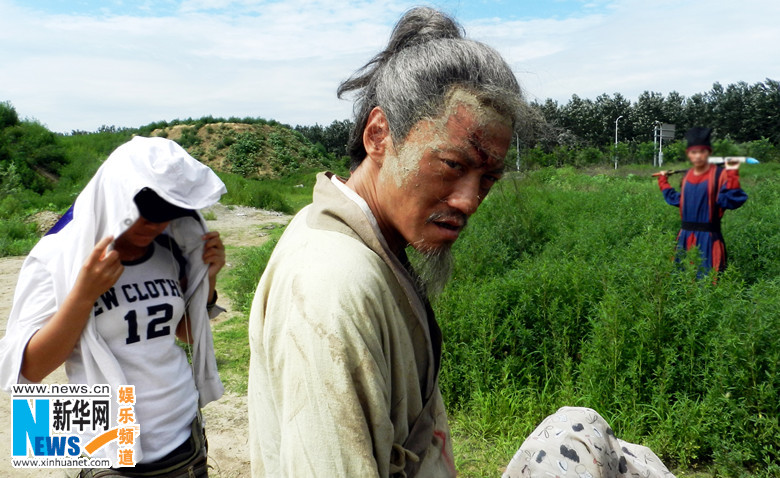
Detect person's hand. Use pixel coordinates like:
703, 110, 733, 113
73, 236, 123, 303
652, 171, 668, 177
202, 231, 225, 281
725, 159, 741, 170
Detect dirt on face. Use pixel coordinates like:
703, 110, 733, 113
382, 87, 512, 190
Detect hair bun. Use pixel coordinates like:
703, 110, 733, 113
337, 7, 462, 101
386, 7, 463, 53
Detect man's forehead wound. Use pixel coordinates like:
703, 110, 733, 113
398, 90, 509, 169
439, 110, 509, 170
470, 138, 506, 171
443, 88, 512, 127
431, 139, 506, 172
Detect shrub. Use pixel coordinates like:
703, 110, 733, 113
176, 126, 201, 149
226, 132, 263, 177
743, 138, 778, 162
635, 140, 656, 164
521, 146, 554, 168
0, 121, 68, 193
0, 219, 38, 256
713, 137, 741, 156
574, 146, 604, 166
0, 100, 20, 129
662, 139, 687, 163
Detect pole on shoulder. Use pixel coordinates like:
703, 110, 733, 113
651, 170, 686, 177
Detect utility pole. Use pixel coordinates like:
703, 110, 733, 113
653, 120, 660, 167
614, 115, 623, 170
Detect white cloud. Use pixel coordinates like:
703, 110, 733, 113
0, 0, 777, 132
470, 0, 780, 105
0, 0, 404, 131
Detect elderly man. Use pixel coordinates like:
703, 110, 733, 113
248, 6, 674, 478
248, 7, 517, 477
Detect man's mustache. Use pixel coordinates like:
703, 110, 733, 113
426, 210, 468, 229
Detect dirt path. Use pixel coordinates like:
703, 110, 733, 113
0, 204, 290, 477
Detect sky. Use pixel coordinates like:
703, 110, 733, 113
1, 0, 778, 133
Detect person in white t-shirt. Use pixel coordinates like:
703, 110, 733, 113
0, 137, 227, 477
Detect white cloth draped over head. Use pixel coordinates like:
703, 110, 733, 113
0, 136, 226, 460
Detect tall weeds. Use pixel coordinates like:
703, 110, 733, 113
437, 166, 779, 475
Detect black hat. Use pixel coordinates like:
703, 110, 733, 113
133, 187, 197, 223
685, 127, 712, 151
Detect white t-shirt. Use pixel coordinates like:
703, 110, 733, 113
69, 239, 198, 462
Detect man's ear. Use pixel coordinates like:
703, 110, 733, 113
363, 107, 392, 166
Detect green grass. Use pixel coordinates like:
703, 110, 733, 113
211, 312, 251, 395
216, 171, 294, 214
449, 414, 518, 478
268, 170, 321, 212
214, 168, 336, 215
210, 228, 284, 395
0, 128, 133, 257
434, 164, 779, 476
223, 229, 283, 314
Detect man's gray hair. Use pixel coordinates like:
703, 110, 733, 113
338, 7, 524, 170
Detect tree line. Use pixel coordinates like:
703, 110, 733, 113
293, 79, 779, 167
526, 78, 780, 150
3, 77, 777, 181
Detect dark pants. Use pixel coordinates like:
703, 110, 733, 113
78, 418, 208, 478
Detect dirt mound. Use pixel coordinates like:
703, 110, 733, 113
149, 122, 327, 179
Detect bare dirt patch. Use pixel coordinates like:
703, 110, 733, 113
202, 203, 288, 249
0, 204, 290, 477
27, 211, 61, 234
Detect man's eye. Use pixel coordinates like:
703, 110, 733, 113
443, 159, 462, 170
481, 174, 502, 189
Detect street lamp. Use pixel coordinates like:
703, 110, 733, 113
614, 115, 623, 147
614, 115, 623, 169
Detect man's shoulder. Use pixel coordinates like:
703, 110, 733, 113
270, 207, 393, 286
256, 208, 409, 334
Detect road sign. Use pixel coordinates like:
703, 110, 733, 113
660, 123, 675, 140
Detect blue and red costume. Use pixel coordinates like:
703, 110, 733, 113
658, 165, 747, 272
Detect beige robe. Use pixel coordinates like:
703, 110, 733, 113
248, 173, 456, 477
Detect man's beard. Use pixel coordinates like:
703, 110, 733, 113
407, 244, 454, 300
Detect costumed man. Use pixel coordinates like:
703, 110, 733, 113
655, 127, 748, 273
249, 7, 675, 478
